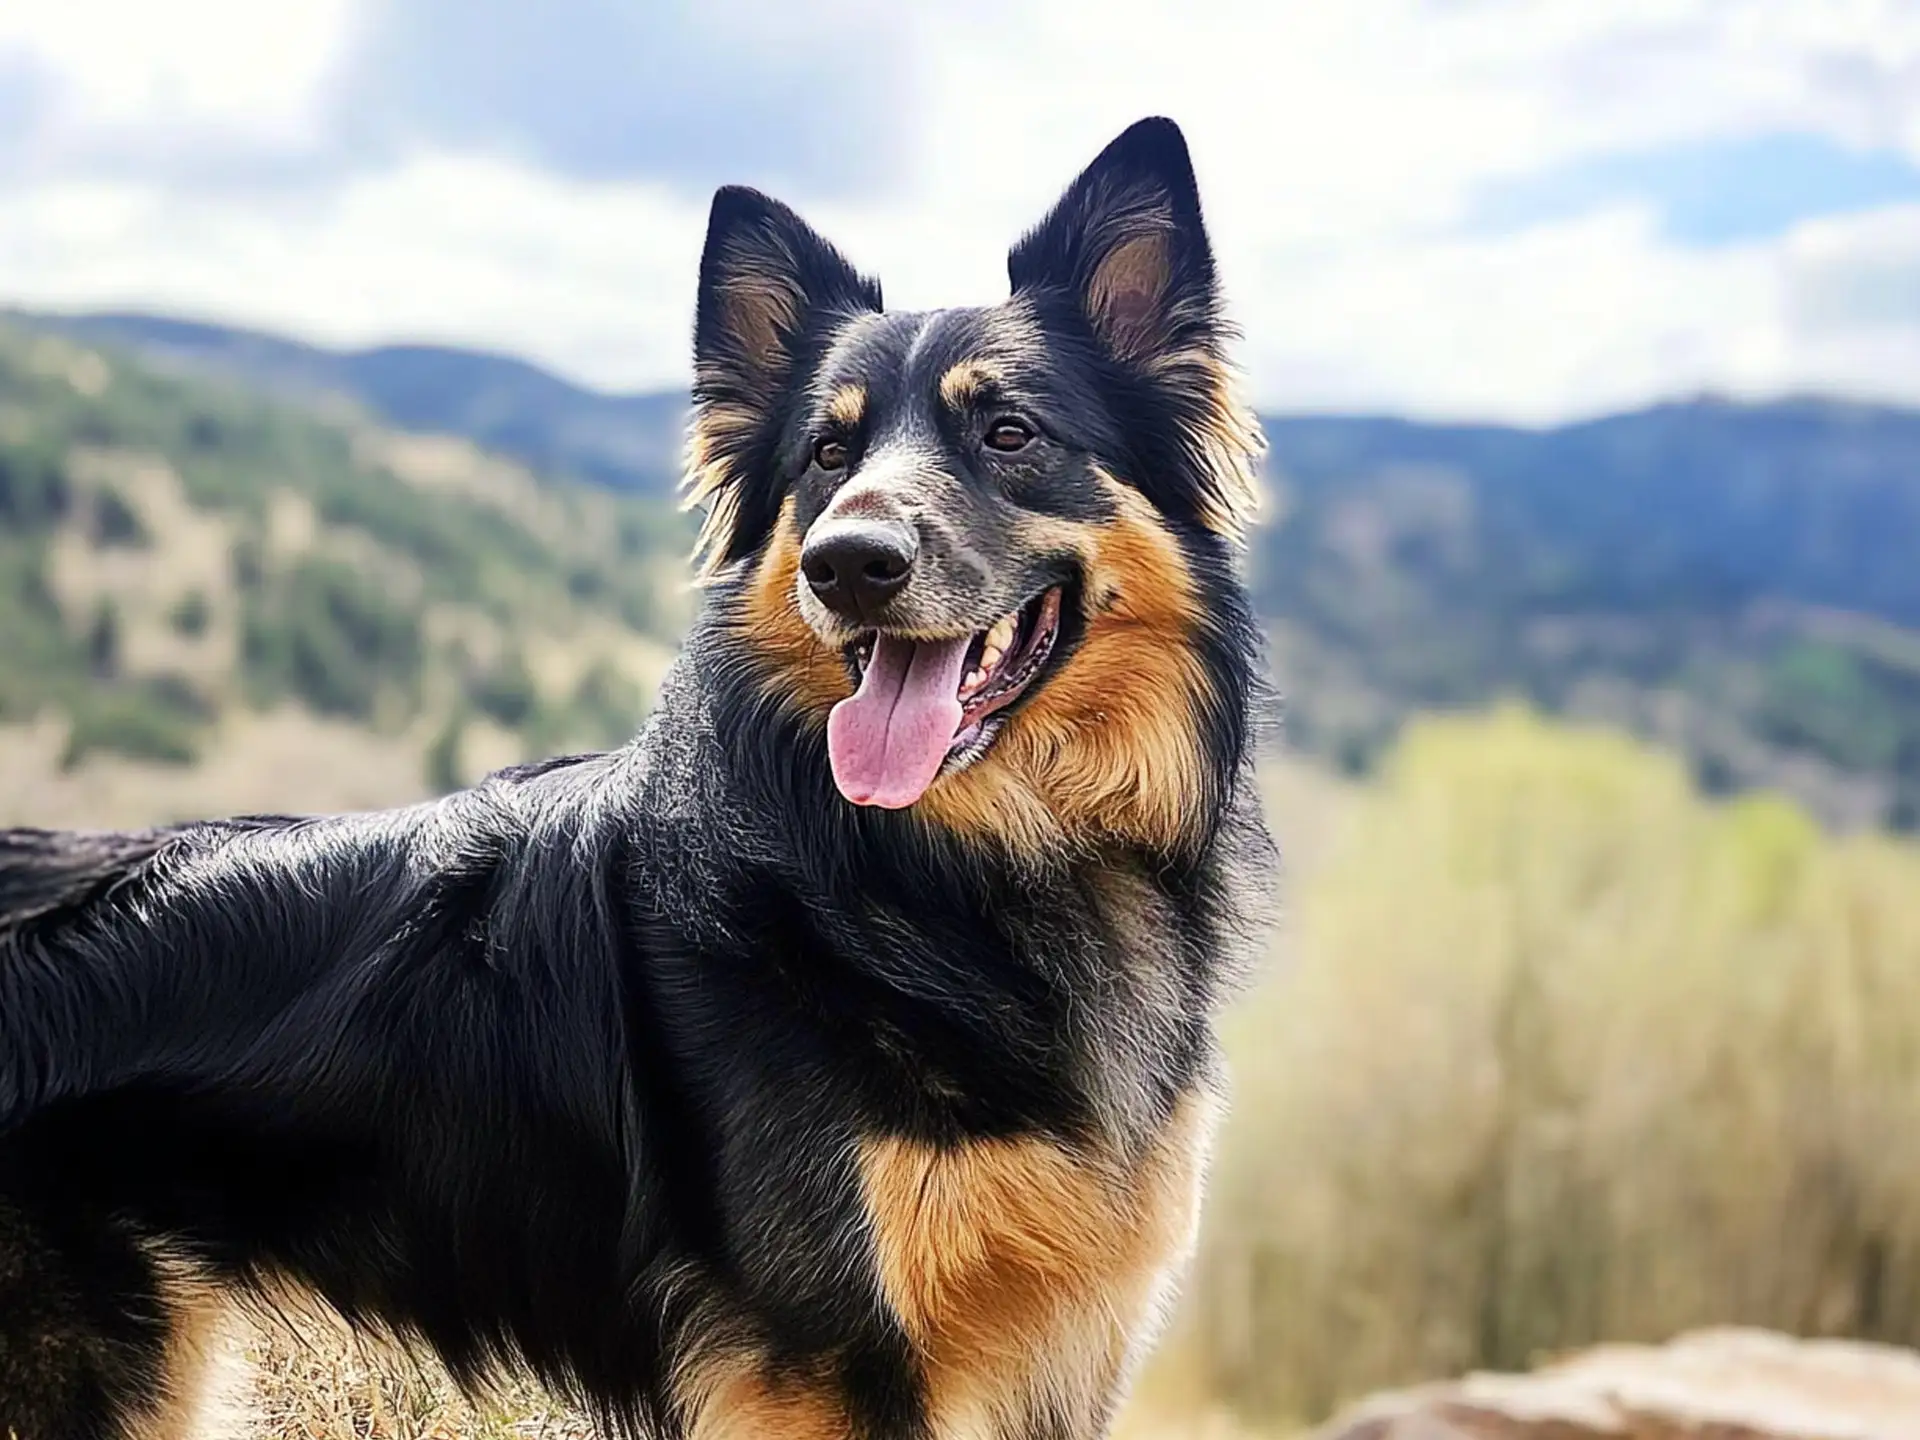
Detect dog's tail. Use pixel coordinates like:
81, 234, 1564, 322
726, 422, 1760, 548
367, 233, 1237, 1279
0, 827, 171, 934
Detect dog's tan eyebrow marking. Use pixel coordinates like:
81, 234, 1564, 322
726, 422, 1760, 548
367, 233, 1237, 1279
938, 359, 1000, 409
826, 383, 866, 429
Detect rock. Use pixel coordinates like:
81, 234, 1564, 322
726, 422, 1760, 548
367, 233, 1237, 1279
1315, 1327, 1920, 1440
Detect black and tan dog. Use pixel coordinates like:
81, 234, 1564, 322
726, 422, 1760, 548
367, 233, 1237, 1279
0, 117, 1274, 1440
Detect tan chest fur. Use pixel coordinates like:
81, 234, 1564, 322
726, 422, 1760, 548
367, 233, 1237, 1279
858, 1092, 1218, 1439
130, 1249, 240, 1440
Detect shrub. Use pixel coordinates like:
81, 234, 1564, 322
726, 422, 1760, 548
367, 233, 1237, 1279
521, 661, 646, 758
169, 590, 212, 638
231, 534, 266, 591
568, 662, 645, 747
60, 682, 205, 769
424, 714, 466, 795
0, 445, 70, 527
1178, 708, 1920, 1426
92, 488, 149, 547
467, 649, 539, 729
86, 601, 121, 678
243, 559, 423, 720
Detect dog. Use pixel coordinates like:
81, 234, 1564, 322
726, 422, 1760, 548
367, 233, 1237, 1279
0, 116, 1275, 1440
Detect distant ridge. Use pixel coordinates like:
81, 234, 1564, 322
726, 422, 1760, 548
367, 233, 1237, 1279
11, 308, 691, 497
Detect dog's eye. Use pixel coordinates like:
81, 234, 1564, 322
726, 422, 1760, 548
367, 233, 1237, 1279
983, 418, 1035, 453
813, 437, 849, 472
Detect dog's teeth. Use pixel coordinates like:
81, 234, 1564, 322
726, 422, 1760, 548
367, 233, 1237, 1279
985, 614, 1017, 654
979, 645, 1004, 675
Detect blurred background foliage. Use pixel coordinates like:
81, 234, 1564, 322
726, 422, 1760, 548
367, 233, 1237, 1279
1152, 711, 1920, 1428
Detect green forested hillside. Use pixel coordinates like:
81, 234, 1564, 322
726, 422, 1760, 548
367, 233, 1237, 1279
0, 322, 691, 823
17, 309, 690, 496
1256, 403, 1920, 832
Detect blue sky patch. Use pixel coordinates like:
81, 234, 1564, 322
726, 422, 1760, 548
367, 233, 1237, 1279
1467, 132, 1920, 245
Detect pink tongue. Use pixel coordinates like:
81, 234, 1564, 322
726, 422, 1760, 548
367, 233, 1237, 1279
827, 633, 972, 808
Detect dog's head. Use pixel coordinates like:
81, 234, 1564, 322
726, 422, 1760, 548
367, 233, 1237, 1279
687, 118, 1263, 858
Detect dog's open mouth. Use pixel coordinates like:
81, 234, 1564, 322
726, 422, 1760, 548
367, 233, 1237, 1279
827, 588, 1063, 809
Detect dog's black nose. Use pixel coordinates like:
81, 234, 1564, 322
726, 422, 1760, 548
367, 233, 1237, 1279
801, 519, 917, 619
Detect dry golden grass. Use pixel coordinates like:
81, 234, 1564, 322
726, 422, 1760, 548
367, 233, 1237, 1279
229, 1308, 594, 1440
45, 450, 243, 684
0, 710, 438, 829
231, 1307, 1288, 1440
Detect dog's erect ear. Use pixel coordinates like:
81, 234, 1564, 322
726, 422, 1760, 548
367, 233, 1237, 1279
1009, 119, 1262, 539
685, 187, 881, 576
694, 186, 879, 401
1007, 117, 1218, 368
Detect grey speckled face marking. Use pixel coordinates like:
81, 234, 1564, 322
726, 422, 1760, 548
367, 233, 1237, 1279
788, 306, 1116, 649
781, 304, 1128, 807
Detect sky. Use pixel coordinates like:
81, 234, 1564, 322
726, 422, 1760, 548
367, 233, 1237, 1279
2, 0, 1919, 423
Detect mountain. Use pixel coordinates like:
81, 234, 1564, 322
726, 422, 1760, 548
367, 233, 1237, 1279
0, 318, 692, 828
11, 309, 690, 497
1254, 400, 1920, 830
10, 308, 1920, 831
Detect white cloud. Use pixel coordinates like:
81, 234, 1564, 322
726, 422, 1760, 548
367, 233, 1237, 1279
1236, 209, 1781, 422
1777, 204, 1920, 405
0, 158, 711, 391
0, 0, 356, 173
1788, 204, 1920, 332
3, 0, 1920, 419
